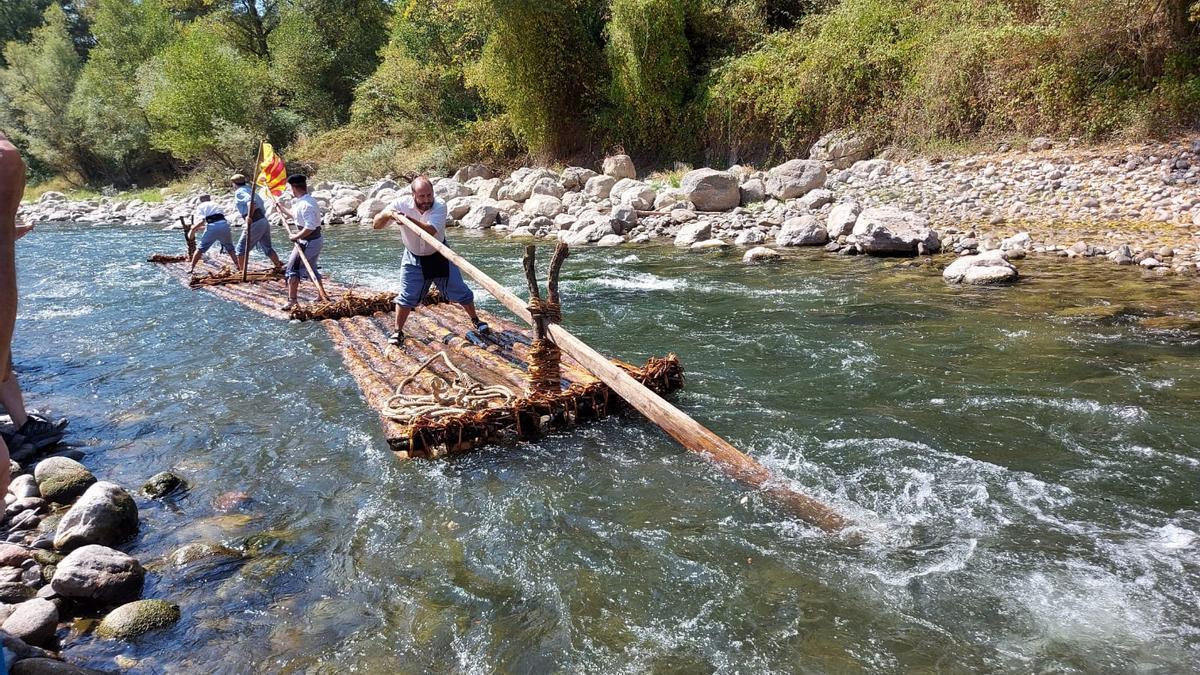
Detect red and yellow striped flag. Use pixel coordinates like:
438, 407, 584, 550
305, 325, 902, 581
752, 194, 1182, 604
256, 142, 287, 196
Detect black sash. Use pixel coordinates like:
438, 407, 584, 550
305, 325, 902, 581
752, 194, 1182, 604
299, 226, 322, 241
204, 213, 226, 224
417, 250, 450, 278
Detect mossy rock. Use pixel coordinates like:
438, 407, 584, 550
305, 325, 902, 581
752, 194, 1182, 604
31, 550, 63, 567
96, 599, 181, 640
33, 457, 96, 504
169, 542, 243, 567
141, 471, 187, 499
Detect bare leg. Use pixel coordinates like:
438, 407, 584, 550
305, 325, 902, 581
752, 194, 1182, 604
0, 374, 28, 428
227, 250, 241, 269
0, 134, 25, 494
287, 278, 300, 303
188, 249, 203, 273
269, 251, 283, 268
394, 305, 413, 333
459, 301, 481, 324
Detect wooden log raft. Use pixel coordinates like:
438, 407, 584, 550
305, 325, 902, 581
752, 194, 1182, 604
149, 255, 685, 459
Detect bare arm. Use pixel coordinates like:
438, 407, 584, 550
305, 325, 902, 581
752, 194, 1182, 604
376, 208, 437, 236
0, 135, 24, 383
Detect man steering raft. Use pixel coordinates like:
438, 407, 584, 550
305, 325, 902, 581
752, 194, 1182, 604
231, 173, 283, 272
187, 195, 239, 274
271, 174, 324, 311
372, 176, 489, 346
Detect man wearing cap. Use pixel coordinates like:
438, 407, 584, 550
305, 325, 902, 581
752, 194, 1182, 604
371, 175, 489, 345
271, 174, 324, 310
231, 174, 283, 271
187, 194, 239, 274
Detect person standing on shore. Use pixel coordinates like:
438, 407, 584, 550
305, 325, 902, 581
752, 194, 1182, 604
271, 175, 324, 311
371, 176, 489, 346
187, 195, 239, 274
231, 174, 283, 272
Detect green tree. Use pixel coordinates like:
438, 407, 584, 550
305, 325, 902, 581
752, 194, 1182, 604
605, 0, 690, 151
140, 27, 272, 164
69, 0, 179, 182
468, 0, 607, 156
0, 0, 55, 67
0, 4, 95, 179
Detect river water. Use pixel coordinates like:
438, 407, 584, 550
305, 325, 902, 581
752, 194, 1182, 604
13, 223, 1200, 673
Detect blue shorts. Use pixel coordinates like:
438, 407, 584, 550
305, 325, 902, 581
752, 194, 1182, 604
197, 221, 234, 255
285, 237, 323, 281
236, 218, 276, 258
395, 250, 474, 309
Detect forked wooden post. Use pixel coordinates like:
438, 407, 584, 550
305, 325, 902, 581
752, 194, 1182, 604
179, 216, 195, 258
393, 215, 852, 533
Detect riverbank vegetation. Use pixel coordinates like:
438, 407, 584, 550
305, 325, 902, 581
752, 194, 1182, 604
3, 0, 1199, 192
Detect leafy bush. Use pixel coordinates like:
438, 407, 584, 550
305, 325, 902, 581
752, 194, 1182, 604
604, 0, 691, 152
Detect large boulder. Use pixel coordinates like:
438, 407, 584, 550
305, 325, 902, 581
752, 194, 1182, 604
523, 194, 564, 218
617, 183, 657, 211
434, 179, 471, 202
559, 216, 615, 246
851, 207, 941, 256
776, 216, 829, 246
765, 160, 826, 200
609, 178, 643, 203
50, 545, 144, 604
528, 176, 565, 199
54, 481, 139, 551
355, 197, 388, 222
461, 204, 499, 230
809, 130, 874, 169
739, 179, 766, 206
452, 163, 492, 183
680, 169, 740, 212
583, 175, 616, 200
329, 194, 363, 217
674, 221, 712, 248
602, 154, 636, 180
96, 599, 181, 640
826, 202, 861, 238
943, 251, 1019, 285
560, 167, 598, 191
445, 196, 477, 220
474, 178, 502, 201
2, 598, 58, 646
33, 457, 95, 505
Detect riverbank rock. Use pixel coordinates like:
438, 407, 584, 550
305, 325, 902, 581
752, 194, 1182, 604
674, 222, 712, 248
51, 545, 144, 604
680, 169, 740, 212
2, 598, 58, 646
33, 458, 95, 505
10, 475, 40, 499
851, 207, 940, 256
743, 247, 782, 264
96, 599, 180, 640
141, 471, 186, 499
943, 251, 1020, 285
776, 216, 829, 246
602, 154, 636, 180
765, 160, 826, 200
461, 204, 499, 230
453, 163, 492, 182
53, 482, 139, 551
809, 130, 874, 169
827, 202, 862, 238
583, 175, 616, 199
0, 581, 36, 603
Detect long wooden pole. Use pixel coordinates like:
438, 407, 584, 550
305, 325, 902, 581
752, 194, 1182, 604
265, 191, 331, 302
242, 142, 264, 281
392, 215, 851, 533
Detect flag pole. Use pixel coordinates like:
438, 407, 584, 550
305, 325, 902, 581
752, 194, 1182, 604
242, 142, 264, 281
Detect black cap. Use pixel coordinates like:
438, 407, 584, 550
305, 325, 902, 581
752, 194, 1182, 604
286, 174, 307, 188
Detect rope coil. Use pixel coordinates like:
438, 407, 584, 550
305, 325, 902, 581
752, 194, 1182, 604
383, 351, 515, 424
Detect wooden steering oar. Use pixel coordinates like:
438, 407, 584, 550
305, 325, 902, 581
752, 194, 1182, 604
392, 215, 852, 534
265, 192, 331, 302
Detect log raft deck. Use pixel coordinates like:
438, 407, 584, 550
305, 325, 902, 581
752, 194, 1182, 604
151, 256, 685, 459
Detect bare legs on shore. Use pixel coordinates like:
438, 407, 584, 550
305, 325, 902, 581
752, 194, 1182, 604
0, 134, 25, 494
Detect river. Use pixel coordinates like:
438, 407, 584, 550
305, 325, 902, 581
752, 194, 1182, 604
13, 222, 1200, 672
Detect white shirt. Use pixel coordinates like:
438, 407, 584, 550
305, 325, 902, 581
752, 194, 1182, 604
387, 195, 446, 256
194, 202, 225, 222
292, 194, 322, 235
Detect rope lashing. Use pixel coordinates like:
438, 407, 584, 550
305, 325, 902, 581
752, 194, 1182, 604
527, 296, 563, 394
382, 351, 515, 423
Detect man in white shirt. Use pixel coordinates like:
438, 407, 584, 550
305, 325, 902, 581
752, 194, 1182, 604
271, 174, 325, 310
187, 195, 240, 274
372, 176, 488, 345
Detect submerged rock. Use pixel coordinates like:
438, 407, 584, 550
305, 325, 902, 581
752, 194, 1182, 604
943, 251, 1019, 285
743, 247, 782, 264
96, 599, 180, 640
142, 471, 186, 499
54, 482, 139, 551
33, 457, 95, 505
51, 545, 144, 604
10, 657, 108, 674
169, 541, 243, 568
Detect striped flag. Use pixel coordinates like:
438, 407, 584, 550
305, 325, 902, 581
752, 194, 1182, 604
256, 142, 287, 197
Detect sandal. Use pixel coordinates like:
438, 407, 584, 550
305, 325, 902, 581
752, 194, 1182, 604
473, 320, 491, 335
387, 331, 404, 346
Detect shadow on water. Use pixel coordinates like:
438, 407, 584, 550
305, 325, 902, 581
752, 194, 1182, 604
12, 223, 1200, 672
